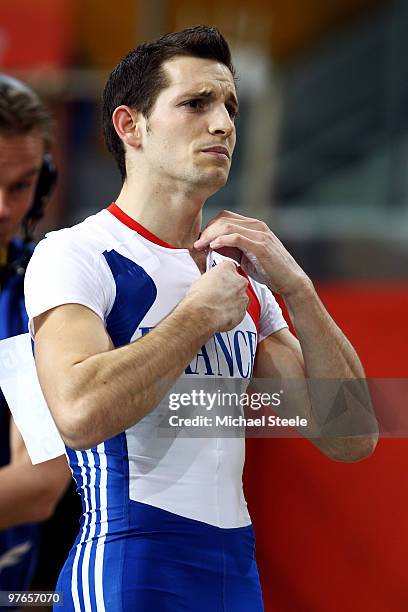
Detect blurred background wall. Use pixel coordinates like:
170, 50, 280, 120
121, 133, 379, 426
1, 1, 408, 610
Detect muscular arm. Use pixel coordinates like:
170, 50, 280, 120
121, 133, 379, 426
284, 281, 377, 459
253, 301, 378, 462
285, 280, 364, 379
0, 419, 70, 529
195, 210, 378, 461
33, 261, 249, 450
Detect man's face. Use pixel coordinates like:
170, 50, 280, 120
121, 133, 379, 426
0, 132, 44, 247
138, 56, 238, 194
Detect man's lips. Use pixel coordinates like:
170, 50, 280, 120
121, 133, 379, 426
201, 146, 230, 159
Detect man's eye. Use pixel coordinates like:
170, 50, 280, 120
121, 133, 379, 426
226, 106, 238, 120
11, 181, 33, 193
183, 99, 205, 110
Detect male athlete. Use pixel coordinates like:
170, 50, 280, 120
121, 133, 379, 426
24, 26, 377, 611
0, 76, 70, 594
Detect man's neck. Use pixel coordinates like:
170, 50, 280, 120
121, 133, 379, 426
114, 176, 208, 249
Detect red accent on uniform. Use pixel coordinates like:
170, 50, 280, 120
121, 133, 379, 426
107, 202, 181, 249
237, 267, 261, 331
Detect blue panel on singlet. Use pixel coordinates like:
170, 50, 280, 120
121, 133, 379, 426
103, 249, 158, 347
87, 447, 101, 611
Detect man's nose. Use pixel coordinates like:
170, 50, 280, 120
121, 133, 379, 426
208, 106, 235, 137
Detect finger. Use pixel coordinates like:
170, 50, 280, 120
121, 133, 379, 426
196, 223, 266, 250
211, 209, 259, 222
201, 217, 262, 235
210, 232, 265, 259
195, 216, 266, 249
217, 259, 238, 272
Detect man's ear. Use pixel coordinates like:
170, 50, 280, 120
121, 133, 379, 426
112, 105, 142, 148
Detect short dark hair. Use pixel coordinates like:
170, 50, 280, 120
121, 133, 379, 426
102, 25, 236, 181
0, 75, 52, 150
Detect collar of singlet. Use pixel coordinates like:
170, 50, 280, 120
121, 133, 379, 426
107, 202, 183, 250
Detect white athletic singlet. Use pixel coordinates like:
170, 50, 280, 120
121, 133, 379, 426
25, 202, 287, 528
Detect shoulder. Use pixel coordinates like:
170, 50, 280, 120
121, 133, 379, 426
33, 210, 110, 259
24, 210, 122, 305
31, 207, 149, 264
24, 211, 120, 334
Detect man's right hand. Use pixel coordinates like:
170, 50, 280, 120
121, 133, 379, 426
184, 260, 249, 333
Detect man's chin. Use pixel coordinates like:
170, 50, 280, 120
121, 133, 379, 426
198, 168, 229, 190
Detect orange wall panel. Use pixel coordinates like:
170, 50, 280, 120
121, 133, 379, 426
74, 0, 137, 67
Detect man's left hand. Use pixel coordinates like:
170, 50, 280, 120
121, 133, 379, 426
194, 210, 309, 297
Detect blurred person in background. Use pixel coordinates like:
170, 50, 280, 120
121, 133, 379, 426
0, 75, 71, 596
24, 26, 377, 611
